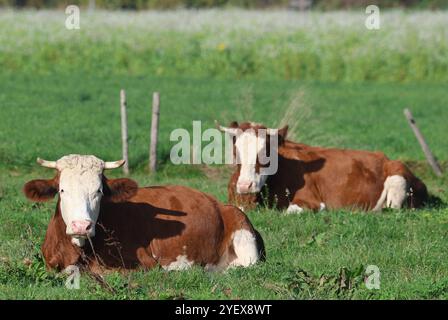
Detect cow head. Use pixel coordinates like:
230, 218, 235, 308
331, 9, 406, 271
217, 121, 288, 194
23, 154, 138, 247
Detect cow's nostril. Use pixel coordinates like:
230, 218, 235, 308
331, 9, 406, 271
71, 220, 93, 235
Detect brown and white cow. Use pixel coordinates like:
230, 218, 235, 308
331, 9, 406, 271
218, 121, 428, 213
23, 154, 264, 273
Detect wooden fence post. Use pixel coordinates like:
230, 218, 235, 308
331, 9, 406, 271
149, 92, 160, 173
404, 108, 442, 177
120, 89, 129, 175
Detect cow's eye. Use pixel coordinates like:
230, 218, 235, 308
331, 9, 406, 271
60, 189, 64, 194
97, 189, 103, 195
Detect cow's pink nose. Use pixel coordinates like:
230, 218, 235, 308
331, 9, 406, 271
237, 181, 253, 193
71, 220, 93, 235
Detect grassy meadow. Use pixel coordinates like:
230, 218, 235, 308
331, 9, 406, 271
1, 10, 448, 82
0, 10, 447, 299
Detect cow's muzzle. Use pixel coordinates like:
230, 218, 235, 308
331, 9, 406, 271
69, 220, 93, 237
236, 181, 254, 194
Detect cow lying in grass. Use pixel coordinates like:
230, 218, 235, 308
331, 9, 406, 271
218, 121, 428, 213
23, 154, 264, 273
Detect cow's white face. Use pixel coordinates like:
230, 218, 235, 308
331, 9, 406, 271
23, 154, 134, 248
234, 130, 268, 194
217, 121, 288, 195
56, 155, 105, 246
58, 169, 103, 243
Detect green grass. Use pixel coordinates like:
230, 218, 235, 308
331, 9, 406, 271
0, 73, 447, 299
1, 74, 448, 167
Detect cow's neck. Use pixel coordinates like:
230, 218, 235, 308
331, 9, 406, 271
261, 147, 307, 207
264, 146, 293, 181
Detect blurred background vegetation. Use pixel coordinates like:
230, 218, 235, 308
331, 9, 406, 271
0, 0, 447, 10
1, 9, 447, 82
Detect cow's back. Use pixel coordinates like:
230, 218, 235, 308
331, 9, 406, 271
313, 148, 428, 209
306, 147, 387, 209
279, 143, 427, 210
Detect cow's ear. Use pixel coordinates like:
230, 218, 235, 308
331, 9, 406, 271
23, 179, 58, 202
278, 125, 288, 144
103, 178, 138, 203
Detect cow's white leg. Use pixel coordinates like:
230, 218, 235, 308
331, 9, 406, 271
286, 204, 304, 214
385, 175, 408, 209
373, 175, 408, 211
228, 229, 259, 268
319, 203, 326, 211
